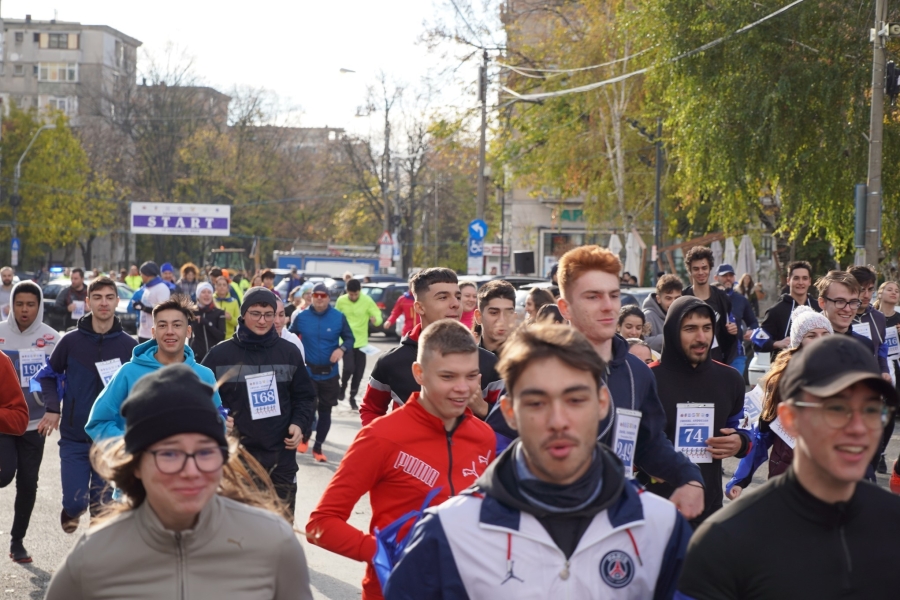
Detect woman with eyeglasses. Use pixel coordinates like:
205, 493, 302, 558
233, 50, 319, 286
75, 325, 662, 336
726, 306, 833, 499
45, 363, 313, 600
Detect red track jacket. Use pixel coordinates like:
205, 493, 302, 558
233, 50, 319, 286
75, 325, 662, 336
306, 393, 495, 600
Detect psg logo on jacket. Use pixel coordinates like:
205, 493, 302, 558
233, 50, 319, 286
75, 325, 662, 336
599, 550, 635, 588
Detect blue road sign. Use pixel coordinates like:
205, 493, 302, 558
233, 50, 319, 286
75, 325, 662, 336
468, 237, 484, 257
468, 219, 488, 241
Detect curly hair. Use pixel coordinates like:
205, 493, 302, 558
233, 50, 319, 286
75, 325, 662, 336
684, 246, 714, 270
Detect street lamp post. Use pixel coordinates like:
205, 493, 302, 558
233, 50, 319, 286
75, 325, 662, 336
11, 124, 56, 260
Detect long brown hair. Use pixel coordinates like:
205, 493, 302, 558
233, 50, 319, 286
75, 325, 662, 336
759, 347, 800, 422
91, 437, 291, 525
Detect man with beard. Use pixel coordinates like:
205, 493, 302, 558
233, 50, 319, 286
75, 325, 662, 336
648, 296, 751, 526
0, 267, 14, 321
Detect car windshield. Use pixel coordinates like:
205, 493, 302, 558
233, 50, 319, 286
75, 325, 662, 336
117, 286, 134, 300
362, 287, 384, 302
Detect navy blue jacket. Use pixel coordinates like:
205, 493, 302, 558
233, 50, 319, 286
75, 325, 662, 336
726, 289, 759, 357
289, 305, 354, 380
38, 314, 137, 443
600, 335, 702, 489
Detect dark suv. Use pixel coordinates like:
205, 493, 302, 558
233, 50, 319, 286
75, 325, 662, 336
361, 282, 409, 338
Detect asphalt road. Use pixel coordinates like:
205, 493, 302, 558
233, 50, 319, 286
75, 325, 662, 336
2, 333, 899, 599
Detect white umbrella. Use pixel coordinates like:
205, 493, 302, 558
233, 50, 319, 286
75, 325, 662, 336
736, 235, 758, 281
724, 237, 736, 268
624, 229, 646, 284
710, 240, 723, 274
608, 233, 623, 258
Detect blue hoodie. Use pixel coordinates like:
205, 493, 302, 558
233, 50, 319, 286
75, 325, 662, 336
85, 339, 222, 442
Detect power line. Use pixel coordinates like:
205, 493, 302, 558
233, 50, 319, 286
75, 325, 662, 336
501, 0, 808, 101
496, 47, 657, 78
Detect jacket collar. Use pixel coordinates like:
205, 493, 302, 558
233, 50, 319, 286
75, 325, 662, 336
403, 392, 471, 433
781, 466, 862, 528
134, 494, 223, 554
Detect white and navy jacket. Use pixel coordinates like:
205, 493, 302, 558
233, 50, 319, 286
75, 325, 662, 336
384, 477, 690, 599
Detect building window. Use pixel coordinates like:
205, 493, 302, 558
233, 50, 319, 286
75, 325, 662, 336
49, 33, 67, 48
38, 62, 78, 82
13, 65, 24, 77
14, 32, 23, 43
47, 96, 76, 116
33, 33, 39, 43
39, 33, 78, 49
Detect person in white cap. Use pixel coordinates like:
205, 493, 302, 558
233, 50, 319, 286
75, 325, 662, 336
726, 305, 833, 498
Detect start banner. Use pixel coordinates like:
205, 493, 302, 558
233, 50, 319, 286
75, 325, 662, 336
130, 203, 230, 236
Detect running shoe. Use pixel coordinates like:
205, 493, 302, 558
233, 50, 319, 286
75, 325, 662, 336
877, 455, 888, 474
296, 440, 309, 454
61, 508, 79, 534
891, 461, 900, 495
313, 451, 328, 463
9, 539, 31, 563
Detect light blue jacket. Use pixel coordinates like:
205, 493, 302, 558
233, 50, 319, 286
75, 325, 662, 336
85, 339, 222, 442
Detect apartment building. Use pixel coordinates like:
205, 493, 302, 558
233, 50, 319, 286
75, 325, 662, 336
0, 14, 141, 120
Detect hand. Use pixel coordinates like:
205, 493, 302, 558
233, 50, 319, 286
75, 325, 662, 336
225, 416, 234, 435
467, 375, 487, 417
726, 322, 738, 336
37, 412, 60, 436
384, 321, 393, 331
132, 302, 144, 312
642, 322, 652, 337
284, 424, 302, 449
670, 484, 704, 520
773, 337, 790, 349
370, 317, 379, 325
727, 485, 742, 500
330, 348, 345, 363
743, 329, 753, 341
707, 428, 743, 459
883, 373, 893, 382
224, 312, 234, 322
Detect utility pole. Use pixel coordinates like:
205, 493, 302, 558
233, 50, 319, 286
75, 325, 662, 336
865, 0, 888, 266
394, 161, 403, 277
654, 118, 663, 265
476, 49, 488, 222
381, 107, 391, 238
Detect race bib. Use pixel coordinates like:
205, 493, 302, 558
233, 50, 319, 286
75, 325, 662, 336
886, 327, 900, 360
72, 300, 85, 320
770, 416, 796, 449
674, 403, 715, 464
246, 371, 281, 420
852, 322, 872, 340
19, 349, 46, 388
95, 358, 122, 387
612, 408, 641, 479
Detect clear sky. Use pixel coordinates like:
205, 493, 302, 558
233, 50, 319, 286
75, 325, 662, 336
1, 0, 489, 134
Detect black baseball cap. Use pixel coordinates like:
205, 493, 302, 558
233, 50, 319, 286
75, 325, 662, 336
779, 335, 899, 405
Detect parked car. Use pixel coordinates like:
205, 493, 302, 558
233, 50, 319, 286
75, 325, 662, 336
42, 279, 137, 334
361, 282, 410, 338
748, 351, 771, 387
620, 286, 656, 310
462, 275, 551, 290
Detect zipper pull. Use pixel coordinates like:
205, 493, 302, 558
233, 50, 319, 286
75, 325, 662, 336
560, 560, 570, 580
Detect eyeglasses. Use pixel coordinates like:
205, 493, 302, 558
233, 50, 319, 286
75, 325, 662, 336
312, 293, 329, 299
246, 311, 275, 321
822, 296, 862, 310
147, 447, 227, 474
792, 400, 894, 430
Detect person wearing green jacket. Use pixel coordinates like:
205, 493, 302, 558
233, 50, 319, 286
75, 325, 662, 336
334, 279, 382, 410
214, 276, 241, 339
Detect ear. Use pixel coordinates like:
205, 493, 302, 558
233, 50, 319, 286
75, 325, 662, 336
413, 300, 426, 317
557, 297, 571, 321
777, 402, 799, 437
412, 361, 425, 386
818, 296, 826, 311
500, 394, 518, 431
186, 324, 193, 338
598, 385, 611, 422
151, 325, 156, 338
474, 308, 482, 325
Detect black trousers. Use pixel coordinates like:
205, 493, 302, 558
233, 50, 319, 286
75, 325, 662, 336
304, 376, 340, 452
340, 348, 367, 405
0, 430, 46, 541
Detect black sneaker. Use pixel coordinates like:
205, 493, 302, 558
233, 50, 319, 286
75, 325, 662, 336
61, 508, 80, 534
9, 539, 31, 563
878, 454, 888, 474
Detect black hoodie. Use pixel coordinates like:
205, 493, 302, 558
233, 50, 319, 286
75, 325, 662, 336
476, 440, 625, 559
649, 296, 750, 525
755, 293, 820, 358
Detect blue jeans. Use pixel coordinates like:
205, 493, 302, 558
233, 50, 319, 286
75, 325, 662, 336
59, 437, 110, 517
729, 355, 747, 377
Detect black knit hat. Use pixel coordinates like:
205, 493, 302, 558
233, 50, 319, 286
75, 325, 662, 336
140, 261, 161, 277
121, 364, 226, 454
240, 286, 278, 317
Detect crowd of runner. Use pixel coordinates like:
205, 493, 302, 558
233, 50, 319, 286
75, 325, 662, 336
0, 244, 898, 599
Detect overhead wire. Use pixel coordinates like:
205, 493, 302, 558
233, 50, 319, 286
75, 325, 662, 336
501, 0, 808, 102
496, 46, 657, 78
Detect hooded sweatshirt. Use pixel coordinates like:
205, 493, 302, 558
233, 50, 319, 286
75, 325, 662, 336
642, 293, 668, 353
754, 293, 819, 358
648, 296, 751, 525
0, 281, 60, 430
38, 314, 137, 443
136, 277, 170, 339
85, 339, 222, 442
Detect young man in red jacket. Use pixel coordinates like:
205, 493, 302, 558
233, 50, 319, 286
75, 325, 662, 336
306, 319, 495, 600
360, 268, 504, 426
